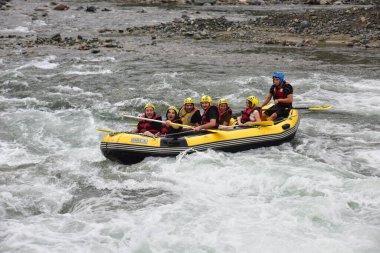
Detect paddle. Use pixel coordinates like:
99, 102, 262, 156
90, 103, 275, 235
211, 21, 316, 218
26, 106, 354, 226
293, 105, 332, 110
97, 128, 132, 135
219, 120, 274, 130
97, 128, 115, 133
123, 114, 222, 133
123, 115, 193, 129
262, 105, 332, 111
97, 128, 162, 138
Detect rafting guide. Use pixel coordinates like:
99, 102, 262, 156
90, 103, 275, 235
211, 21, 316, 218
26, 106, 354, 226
261, 72, 294, 121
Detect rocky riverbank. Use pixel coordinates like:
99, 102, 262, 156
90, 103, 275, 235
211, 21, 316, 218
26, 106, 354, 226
121, 5, 379, 48
0, 1, 379, 52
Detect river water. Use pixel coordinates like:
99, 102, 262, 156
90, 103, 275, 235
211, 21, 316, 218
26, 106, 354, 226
1, 1, 380, 252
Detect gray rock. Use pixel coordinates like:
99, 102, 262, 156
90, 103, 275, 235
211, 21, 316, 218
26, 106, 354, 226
182, 14, 190, 21
193, 33, 202, 40
193, 0, 216, 5
184, 31, 194, 36
104, 43, 118, 48
173, 17, 183, 23
200, 30, 208, 36
300, 20, 309, 29
51, 33, 62, 42
86, 6, 96, 13
247, 0, 265, 5
53, 4, 69, 11
320, 0, 333, 4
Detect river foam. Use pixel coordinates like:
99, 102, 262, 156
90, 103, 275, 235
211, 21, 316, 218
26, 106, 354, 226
0, 3, 379, 252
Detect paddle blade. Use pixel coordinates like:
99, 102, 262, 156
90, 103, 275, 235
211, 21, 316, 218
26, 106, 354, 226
294, 105, 332, 110
308, 105, 332, 110
97, 128, 114, 133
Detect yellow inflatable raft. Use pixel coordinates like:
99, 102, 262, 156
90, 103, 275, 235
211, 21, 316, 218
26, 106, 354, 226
100, 109, 299, 165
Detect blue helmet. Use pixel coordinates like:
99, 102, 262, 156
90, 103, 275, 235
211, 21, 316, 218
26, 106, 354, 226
273, 72, 285, 83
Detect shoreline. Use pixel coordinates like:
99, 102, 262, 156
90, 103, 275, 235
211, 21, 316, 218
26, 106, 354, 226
0, 1, 379, 52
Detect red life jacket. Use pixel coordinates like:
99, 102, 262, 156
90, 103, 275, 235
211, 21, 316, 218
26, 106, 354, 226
137, 114, 161, 134
201, 106, 219, 129
273, 82, 292, 106
160, 118, 182, 135
241, 107, 262, 123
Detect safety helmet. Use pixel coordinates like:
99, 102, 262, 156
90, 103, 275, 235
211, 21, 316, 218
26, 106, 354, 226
144, 102, 156, 112
218, 98, 228, 106
167, 105, 179, 115
200, 95, 212, 104
273, 72, 285, 83
183, 97, 195, 105
246, 96, 259, 108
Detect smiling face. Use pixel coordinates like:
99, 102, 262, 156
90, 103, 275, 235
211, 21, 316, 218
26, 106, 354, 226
201, 102, 210, 110
166, 109, 176, 120
184, 103, 194, 113
219, 103, 227, 112
145, 107, 155, 118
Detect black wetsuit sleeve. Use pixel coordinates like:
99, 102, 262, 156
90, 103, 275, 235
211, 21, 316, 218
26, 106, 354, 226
284, 84, 293, 95
269, 85, 275, 95
191, 110, 202, 124
209, 107, 219, 120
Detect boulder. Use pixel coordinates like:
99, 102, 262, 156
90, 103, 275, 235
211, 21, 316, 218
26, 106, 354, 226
53, 4, 69, 11
193, 0, 217, 5
320, 0, 333, 4
86, 6, 96, 12
51, 33, 62, 42
247, 0, 265, 5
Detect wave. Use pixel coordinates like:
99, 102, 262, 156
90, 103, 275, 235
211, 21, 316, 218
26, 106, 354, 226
16, 55, 59, 70
0, 26, 31, 33
64, 69, 112, 75
49, 85, 103, 97
74, 56, 117, 63
0, 96, 49, 109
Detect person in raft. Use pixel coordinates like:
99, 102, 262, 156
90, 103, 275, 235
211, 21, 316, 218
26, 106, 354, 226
261, 72, 293, 121
237, 96, 262, 126
217, 98, 232, 126
132, 103, 162, 137
194, 95, 219, 132
159, 106, 183, 136
178, 97, 202, 126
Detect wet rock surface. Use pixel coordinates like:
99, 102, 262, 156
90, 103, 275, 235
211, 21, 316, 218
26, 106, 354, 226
118, 5, 379, 48
0, 0, 12, 10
